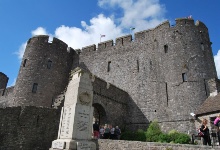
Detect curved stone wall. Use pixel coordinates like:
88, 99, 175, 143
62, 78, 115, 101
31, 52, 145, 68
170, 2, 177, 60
12, 35, 74, 107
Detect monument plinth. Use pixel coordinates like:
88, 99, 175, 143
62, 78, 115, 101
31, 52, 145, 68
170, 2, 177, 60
50, 68, 96, 150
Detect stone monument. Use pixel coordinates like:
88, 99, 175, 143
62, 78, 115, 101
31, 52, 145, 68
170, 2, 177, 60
50, 67, 96, 150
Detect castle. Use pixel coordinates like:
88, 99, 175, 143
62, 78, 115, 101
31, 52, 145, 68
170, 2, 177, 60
0, 18, 219, 149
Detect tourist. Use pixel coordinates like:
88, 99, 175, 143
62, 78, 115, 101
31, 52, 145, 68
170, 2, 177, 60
115, 126, 121, 140
214, 114, 220, 128
200, 118, 211, 146
103, 124, 110, 139
110, 125, 115, 139
99, 125, 104, 139
93, 121, 99, 139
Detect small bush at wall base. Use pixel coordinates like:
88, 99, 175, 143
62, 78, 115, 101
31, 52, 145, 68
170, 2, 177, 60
145, 121, 162, 142
121, 130, 146, 141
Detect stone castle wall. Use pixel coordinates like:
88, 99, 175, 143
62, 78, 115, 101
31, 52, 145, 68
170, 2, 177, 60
0, 18, 217, 134
98, 139, 218, 150
79, 18, 217, 132
12, 35, 76, 107
92, 77, 129, 128
0, 106, 60, 150
0, 86, 14, 107
0, 72, 8, 90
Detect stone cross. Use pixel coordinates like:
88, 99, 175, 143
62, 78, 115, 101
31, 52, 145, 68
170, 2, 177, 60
50, 68, 96, 150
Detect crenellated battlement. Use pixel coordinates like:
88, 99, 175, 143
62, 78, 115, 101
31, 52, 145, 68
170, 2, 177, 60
0, 72, 8, 90
81, 44, 96, 54
116, 35, 132, 46
79, 18, 209, 55
27, 35, 68, 49
98, 40, 113, 50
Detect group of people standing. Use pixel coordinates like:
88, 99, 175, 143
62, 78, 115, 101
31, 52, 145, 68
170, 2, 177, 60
93, 121, 121, 140
199, 114, 220, 146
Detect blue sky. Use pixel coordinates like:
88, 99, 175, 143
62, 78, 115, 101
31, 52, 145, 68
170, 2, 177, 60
0, 0, 220, 86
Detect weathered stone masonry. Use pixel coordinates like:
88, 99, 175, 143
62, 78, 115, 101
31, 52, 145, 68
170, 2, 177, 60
79, 18, 217, 132
0, 18, 218, 149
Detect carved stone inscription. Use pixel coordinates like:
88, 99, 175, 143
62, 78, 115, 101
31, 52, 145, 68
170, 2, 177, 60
60, 106, 72, 138
77, 142, 96, 150
52, 141, 65, 149
77, 109, 90, 133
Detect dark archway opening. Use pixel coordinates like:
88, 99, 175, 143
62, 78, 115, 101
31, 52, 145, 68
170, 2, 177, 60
92, 103, 107, 126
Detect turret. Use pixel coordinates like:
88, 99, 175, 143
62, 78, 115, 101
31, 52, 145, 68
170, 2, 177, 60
12, 35, 75, 107
0, 72, 8, 90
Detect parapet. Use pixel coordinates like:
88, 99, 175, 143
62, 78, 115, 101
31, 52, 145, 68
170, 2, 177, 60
195, 20, 208, 31
27, 35, 68, 49
0, 72, 9, 90
81, 44, 96, 54
116, 35, 132, 46
79, 18, 209, 55
98, 40, 113, 50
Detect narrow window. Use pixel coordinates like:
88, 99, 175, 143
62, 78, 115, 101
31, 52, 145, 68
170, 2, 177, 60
204, 79, 208, 97
107, 61, 111, 72
165, 82, 168, 106
2, 89, 5, 96
201, 42, 204, 50
137, 60, 139, 72
121, 38, 124, 45
37, 115, 39, 124
164, 45, 168, 53
23, 59, 27, 67
51, 98, 55, 108
32, 83, 38, 93
182, 73, 187, 82
47, 60, 52, 69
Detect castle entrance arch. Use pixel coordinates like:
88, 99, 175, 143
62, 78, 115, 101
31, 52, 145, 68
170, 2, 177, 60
92, 103, 107, 125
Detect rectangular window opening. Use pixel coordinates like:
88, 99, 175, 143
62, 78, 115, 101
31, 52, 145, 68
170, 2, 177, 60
165, 82, 168, 107
201, 42, 204, 50
182, 73, 187, 82
137, 60, 139, 72
107, 61, 111, 72
32, 83, 38, 93
1, 89, 5, 96
47, 60, 52, 69
164, 45, 168, 53
23, 59, 27, 67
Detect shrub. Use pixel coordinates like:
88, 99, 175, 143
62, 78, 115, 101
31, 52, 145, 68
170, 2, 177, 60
168, 130, 190, 144
158, 133, 171, 143
135, 129, 146, 141
120, 129, 146, 141
145, 121, 162, 142
120, 131, 135, 141
174, 133, 191, 144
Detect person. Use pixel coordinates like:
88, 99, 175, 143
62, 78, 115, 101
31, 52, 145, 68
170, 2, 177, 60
110, 125, 115, 139
115, 126, 121, 140
214, 114, 220, 146
214, 114, 220, 128
200, 118, 211, 146
103, 124, 110, 139
99, 125, 104, 139
93, 121, 99, 139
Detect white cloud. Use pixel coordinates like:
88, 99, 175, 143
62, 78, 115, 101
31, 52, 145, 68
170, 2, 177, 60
214, 50, 220, 78
31, 27, 48, 35
98, 0, 166, 31
15, 42, 27, 61
16, 0, 166, 59
55, 14, 123, 49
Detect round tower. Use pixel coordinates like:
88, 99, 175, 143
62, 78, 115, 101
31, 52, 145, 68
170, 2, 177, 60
13, 35, 74, 107
151, 18, 217, 132
0, 72, 8, 89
